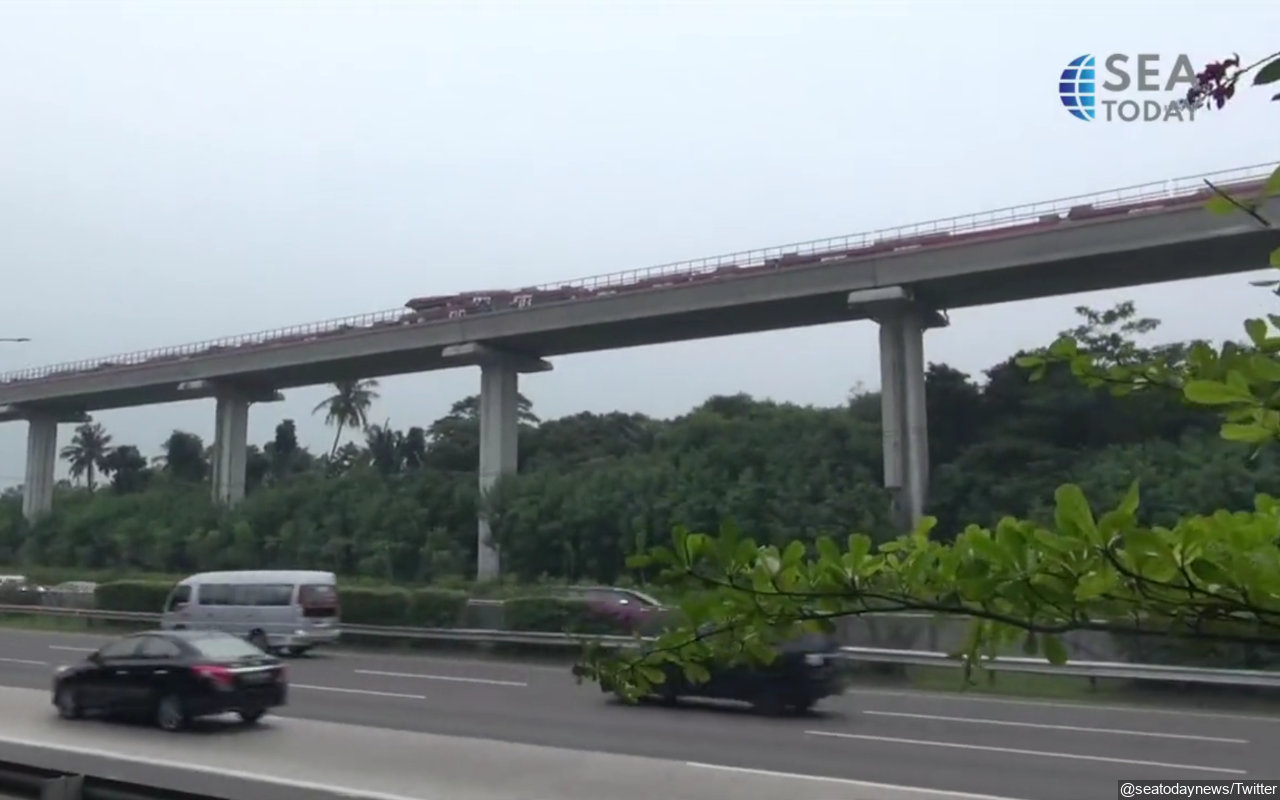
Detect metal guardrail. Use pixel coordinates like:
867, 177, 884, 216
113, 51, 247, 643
4, 603, 1280, 688
0, 756, 213, 800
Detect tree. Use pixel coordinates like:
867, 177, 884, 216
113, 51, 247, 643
364, 420, 402, 476
313, 379, 380, 458
574, 62, 1280, 700
59, 420, 111, 491
425, 392, 537, 471
159, 431, 208, 482
100, 445, 150, 494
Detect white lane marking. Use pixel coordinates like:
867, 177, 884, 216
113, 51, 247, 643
684, 762, 1030, 799
328, 649, 569, 673
49, 645, 95, 652
861, 710, 1250, 743
354, 669, 527, 687
804, 730, 1247, 775
842, 687, 1280, 723
292, 684, 426, 700
0, 735, 433, 800
0, 657, 46, 666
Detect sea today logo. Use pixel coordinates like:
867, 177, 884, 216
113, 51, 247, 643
1059, 53, 1200, 122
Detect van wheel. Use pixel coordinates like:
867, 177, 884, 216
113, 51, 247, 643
248, 630, 269, 651
238, 708, 265, 724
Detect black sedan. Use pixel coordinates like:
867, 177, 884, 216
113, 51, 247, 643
52, 629, 287, 731
602, 630, 844, 715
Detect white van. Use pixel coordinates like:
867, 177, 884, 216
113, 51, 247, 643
159, 570, 341, 655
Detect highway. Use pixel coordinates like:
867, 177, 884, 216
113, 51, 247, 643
0, 627, 1274, 800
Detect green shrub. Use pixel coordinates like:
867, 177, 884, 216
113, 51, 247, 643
504, 596, 624, 635
95, 580, 175, 613
339, 587, 412, 625
407, 588, 468, 627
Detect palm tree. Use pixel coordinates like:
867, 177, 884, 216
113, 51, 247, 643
60, 420, 112, 491
313, 379, 380, 458
363, 419, 402, 475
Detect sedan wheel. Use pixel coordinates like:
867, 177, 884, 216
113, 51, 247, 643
55, 686, 82, 720
155, 695, 187, 732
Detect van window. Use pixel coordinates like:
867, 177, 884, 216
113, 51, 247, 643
234, 583, 294, 606
299, 584, 338, 618
165, 585, 191, 612
197, 584, 231, 605
196, 582, 294, 606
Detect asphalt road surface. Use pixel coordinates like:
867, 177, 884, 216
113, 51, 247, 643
0, 628, 1275, 800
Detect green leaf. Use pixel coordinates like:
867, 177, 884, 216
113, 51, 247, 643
1042, 635, 1069, 665
1015, 355, 1043, 368
1054, 484, 1098, 543
1226, 369, 1252, 396
1265, 165, 1280, 197
1249, 354, 1280, 382
683, 532, 712, 563
1220, 422, 1273, 444
1117, 480, 1140, 517
782, 539, 806, 567
1245, 318, 1269, 347
1183, 379, 1253, 406
1187, 558, 1231, 587
1270, 247, 1280, 269
1253, 57, 1280, 86
846, 533, 872, 565
1074, 570, 1113, 601
815, 536, 840, 566
1206, 193, 1239, 215
681, 662, 711, 684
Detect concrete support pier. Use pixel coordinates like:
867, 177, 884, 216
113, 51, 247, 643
202, 382, 284, 507
443, 343, 552, 581
211, 395, 249, 506
848, 287, 948, 530
22, 415, 57, 521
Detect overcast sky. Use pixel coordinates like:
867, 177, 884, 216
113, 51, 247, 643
1, 0, 1278, 485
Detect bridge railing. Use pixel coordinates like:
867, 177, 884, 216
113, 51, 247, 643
8, 603, 1280, 690
540, 161, 1278, 294
2, 161, 1275, 387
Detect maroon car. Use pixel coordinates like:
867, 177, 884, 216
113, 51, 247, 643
563, 586, 668, 633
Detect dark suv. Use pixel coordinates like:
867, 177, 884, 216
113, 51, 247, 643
603, 630, 843, 715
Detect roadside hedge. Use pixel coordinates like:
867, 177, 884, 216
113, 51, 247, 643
95, 580, 174, 613
87, 580, 631, 635
504, 597, 626, 635
335, 586, 469, 627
